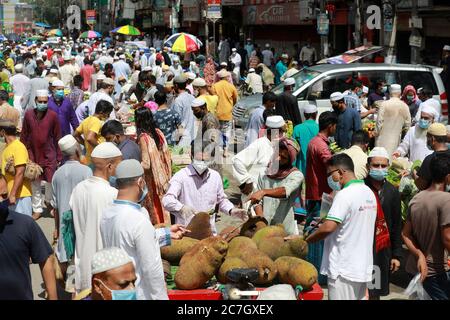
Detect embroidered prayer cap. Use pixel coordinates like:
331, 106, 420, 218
304, 104, 318, 114
58, 135, 78, 152
191, 98, 207, 108
91, 247, 132, 275
368, 147, 390, 162
52, 79, 64, 87
428, 123, 447, 137
283, 78, 295, 86
266, 115, 285, 129
389, 84, 401, 94
330, 92, 344, 102
420, 101, 439, 121
192, 78, 206, 87
35, 89, 48, 98
91, 142, 122, 159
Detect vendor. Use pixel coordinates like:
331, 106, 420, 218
162, 140, 247, 234
248, 138, 304, 235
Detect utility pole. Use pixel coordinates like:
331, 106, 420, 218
383, 0, 397, 63
354, 0, 362, 47
410, 0, 421, 64
319, 0, 328, 59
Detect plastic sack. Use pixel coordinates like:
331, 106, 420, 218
320, 192, 334, 219
257, 284, 297, 300
403, 273, 431, 300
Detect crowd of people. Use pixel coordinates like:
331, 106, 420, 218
0, 34, 448, 301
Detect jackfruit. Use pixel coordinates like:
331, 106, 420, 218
226, 236, 257, 257
258, 237, 308, 260
252, 225, 286, 246
175, 236, 228, 290
186, 212, 213, 240
240, 216, 268, 238
274, 256, 318, 290
160, 237, 199, 265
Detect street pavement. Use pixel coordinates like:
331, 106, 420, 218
31, 132, 410, 300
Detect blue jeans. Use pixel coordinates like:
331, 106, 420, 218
423, 271, 450, 300
9, 196, 32, 217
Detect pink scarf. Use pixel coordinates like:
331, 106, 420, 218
266, 138, 299, 180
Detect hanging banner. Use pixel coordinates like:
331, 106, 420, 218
317, 13, 329, 35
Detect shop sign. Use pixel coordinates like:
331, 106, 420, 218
207, 5, 222, 19
242, 3, 301, 25
86, 10, 96, 25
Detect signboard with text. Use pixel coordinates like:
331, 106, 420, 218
207, 4, 222, 19
242, 3, 310, 26
85, 10, 96, 25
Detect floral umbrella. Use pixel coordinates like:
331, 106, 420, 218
48, 29, 63, 37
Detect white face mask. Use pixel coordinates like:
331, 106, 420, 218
192, 159, 208, 175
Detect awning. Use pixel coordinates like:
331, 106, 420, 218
317, 46, 384, 64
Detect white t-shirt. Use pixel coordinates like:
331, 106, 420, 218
320, 181, 377, 283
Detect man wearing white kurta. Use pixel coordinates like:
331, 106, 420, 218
393, 104, 437, 163
232, 116, 285, 210
70, 142, 122, 293
230, 48, 242, 81
306, 153, 377, 300
101, 159, 169, 300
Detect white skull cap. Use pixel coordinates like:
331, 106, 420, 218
91, 247, 132, 275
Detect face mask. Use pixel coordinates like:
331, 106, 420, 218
381, 86, 387, 93
138, 184, 148, 204
109, 175, 117, 188
327, 175, 342, 191
418, 119, 430, 129
192, 159, 208, 175
36, 102, 48, 111
369, 168, 388, 181
55, 89, 65, 100
356, 90, 363, 97
446, 184, 450, 192
193, 89, 199, 97
98, 279, 137, 300
406, 95, 414, 102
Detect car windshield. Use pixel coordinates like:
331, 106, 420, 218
272, 68, 321, 95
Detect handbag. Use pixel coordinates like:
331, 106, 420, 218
5, 156, 43, 181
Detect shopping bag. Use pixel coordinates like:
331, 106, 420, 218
403, 273, 431, 300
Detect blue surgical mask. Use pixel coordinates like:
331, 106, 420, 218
138, 184, 148, 203
418, 119, 430, 129
369, 168, 388, 181
55, 89, 65, 100
356, 90, 363, 97
327, 175, 342, 191
98, 279, 137, 300
381, 86, 387, 93
109, 175, 117, 188
36, 102, 48, 111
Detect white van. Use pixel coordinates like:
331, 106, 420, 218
233, 63, 448, 127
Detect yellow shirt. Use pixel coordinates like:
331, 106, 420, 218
211, 80, 238, 121
75, 116, 105, 163
199, 94, 219, 115
1, 139, 32, 198
6, 58, 15, 74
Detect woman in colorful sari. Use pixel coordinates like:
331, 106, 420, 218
135, 107, 172, 225
203, 56, 216, 86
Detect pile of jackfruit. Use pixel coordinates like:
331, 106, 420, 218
160, 213, 318, 291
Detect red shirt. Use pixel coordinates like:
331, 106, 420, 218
47, 48, 53, 60
80, 64, 95, 91
305, 133, 332, 200
20, 109, 62, 182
